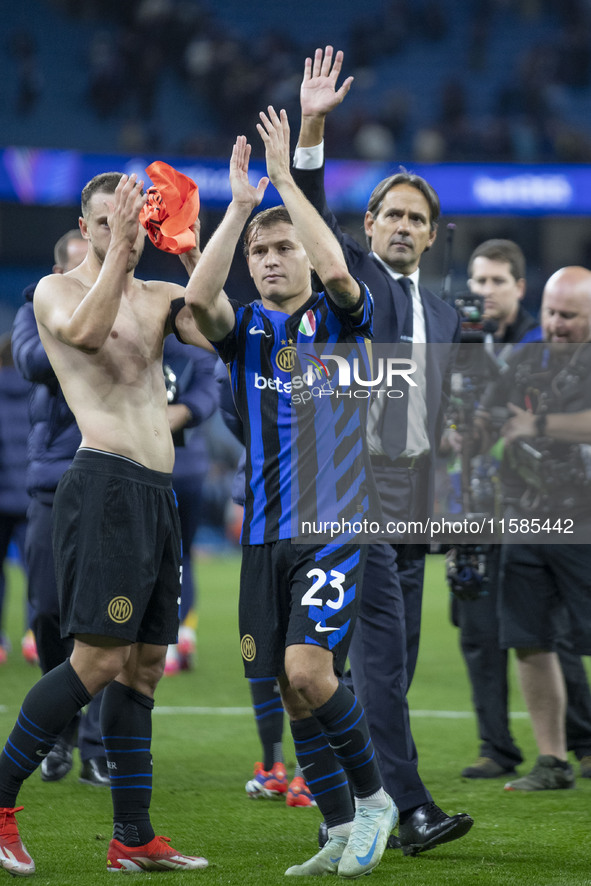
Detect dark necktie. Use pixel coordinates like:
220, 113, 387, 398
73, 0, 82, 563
376, 277, 415, 458
398, 275, 414, 343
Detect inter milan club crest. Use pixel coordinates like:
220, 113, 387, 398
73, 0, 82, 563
275, 345, 297, 372
108, 596, 133, 624
240, 634, 256, 662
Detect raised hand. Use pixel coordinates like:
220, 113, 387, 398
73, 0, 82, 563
104, 173, 146, 249
300, 45, 354, 118
229, 135, 268, 210
256, 106, 291, 188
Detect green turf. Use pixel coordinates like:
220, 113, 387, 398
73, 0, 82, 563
1, 552, 590, 885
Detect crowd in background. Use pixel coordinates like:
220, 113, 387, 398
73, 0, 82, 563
3, 0, 591, 161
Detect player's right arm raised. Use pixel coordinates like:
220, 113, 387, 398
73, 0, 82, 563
184, 137, 268, 341
35, 174, 146, 353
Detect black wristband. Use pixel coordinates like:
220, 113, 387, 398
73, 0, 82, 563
169, 296, 186, 343
535, 413, 547, 436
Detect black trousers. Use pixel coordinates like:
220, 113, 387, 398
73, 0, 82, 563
348, 461, 431, 814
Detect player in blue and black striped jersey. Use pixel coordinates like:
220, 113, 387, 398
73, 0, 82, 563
217, 258, 378, 547
183, 107, 396, 877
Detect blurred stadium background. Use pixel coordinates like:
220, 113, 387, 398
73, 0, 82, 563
2, 0, 591, 331
1, 12, 591, 877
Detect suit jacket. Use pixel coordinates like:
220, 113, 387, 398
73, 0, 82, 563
292, 164, 461, 467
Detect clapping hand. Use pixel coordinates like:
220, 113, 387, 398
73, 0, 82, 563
256, 106, 291, 189
104, 173, 147, 250
229, 135, 269, 211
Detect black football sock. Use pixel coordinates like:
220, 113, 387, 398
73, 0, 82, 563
312, 683, 383, 799
0, 660, 91, 807
290, 716, 354, 827
101, 681, 155, 847
249, 678, 284, 770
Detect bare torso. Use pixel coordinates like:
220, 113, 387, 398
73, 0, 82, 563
35, 272, 183, 473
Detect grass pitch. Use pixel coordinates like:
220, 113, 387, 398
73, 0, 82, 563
1, 552, 590, 885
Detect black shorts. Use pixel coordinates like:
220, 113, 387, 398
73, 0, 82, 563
52, 449, 182, 645
238, 540, 367, 678
499, 543, 591, 655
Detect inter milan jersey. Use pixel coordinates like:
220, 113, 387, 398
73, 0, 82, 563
213, 285, 377, 544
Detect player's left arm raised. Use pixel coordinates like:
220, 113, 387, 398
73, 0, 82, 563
257, 106, 361, 313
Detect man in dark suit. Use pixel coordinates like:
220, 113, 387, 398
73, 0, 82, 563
292, 46, 473, 856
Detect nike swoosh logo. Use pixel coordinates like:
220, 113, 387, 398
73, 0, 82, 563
36, 750, 49, 757
356, 832, 379, 866
315, 624, 338, 633
249, 327, 271, 337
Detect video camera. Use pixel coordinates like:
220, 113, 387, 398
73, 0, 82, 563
507, 438, 591, 510
439, 225, 502, 599
448, 292, 499, 345
445, 541, 492, 601
439, 224, 498, 347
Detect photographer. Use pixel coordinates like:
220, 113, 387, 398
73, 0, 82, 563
450, 243, 591, 784
473, 265, 591, 792
467, 240, 539, 343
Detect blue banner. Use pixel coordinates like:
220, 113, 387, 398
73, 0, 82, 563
0, 146, 589, 215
